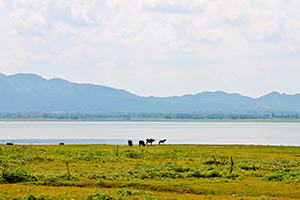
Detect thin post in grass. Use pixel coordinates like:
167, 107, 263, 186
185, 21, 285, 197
66, 161, 71, 180
229, 156, 234, 174
116, 144, 119, 157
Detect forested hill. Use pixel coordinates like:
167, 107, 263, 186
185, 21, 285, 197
1, 73, 300, 113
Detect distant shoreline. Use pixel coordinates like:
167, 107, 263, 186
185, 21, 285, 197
1, 118, 300, 122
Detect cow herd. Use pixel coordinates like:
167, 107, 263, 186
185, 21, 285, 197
127, 138, 166, 146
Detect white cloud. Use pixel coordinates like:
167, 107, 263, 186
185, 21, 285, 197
0, 0, 300, 97
70, 0, 94, 24
10, 0, 48, 33
0, 1, 5, 8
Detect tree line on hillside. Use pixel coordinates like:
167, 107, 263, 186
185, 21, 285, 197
0, 112, 300, 120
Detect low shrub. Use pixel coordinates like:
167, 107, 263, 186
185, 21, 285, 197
143, 191, 159, 200
86, 190, 116, 200
260, 160, 299, 171
117, 187, 141, 196
189, 170, 221, 178
88, 173, 107, 180
164, 162, 190, 173
238, 161, 259, 171
0, 174, 4, 183
266, 170, 300, 183
203, 170, 221, 178
2, 169, 37, 183
37, 171, 78, 185
124, 150, 142, 159
253, 171, 266, 177
223, 172, 239, 179
11, 193, 49, 200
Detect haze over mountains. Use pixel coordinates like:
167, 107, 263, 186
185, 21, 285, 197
1, 73, 300, 113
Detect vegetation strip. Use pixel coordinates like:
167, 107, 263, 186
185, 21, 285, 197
1, 144, 300, 199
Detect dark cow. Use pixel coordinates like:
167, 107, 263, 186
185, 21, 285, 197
139, 140, 145, 146
146, 138, 155, 145
158, 139, 166, 145
128, 140, 133, 146
6, 143, 14, 145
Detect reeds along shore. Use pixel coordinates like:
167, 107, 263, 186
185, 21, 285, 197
0, 144, 300, 199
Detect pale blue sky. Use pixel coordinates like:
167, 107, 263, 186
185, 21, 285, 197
0, 0, 300, 97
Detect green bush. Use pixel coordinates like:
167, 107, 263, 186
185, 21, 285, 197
266, 170, 287, 181
238, 161, 259, 171
0, 174, 5, 183
124, 150, 142, 159
2, 169, 37, 183
253, 171, 266, 177
164, 162, 190, 173
266, 170, 300, 183
189, 169, 221, 178
222, 172, 239, 179
117, 187, 141, 196
86, 190, 116, 200
88, 173, 107, 180
260, 160, 299, 171
12, 193, 49, 200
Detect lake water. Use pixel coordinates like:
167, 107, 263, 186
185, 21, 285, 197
0, 121, 300, 146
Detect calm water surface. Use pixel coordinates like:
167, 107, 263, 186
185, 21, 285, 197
0, 121, 300, 146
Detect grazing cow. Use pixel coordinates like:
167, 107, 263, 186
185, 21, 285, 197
128, 140, 133, 146
6, 143, 14, 145
146, 138, 155, 145
139, 140, 145, 146
59, 143, 65, 145
158, 139, 166, 145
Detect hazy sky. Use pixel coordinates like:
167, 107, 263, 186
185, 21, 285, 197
0, 0, 300, 97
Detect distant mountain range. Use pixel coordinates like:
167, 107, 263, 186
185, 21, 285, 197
1, 73, 300, 113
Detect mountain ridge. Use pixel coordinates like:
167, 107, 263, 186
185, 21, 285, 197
0, 73, 300, 113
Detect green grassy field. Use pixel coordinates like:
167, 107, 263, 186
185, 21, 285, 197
0, 144, 300, 199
